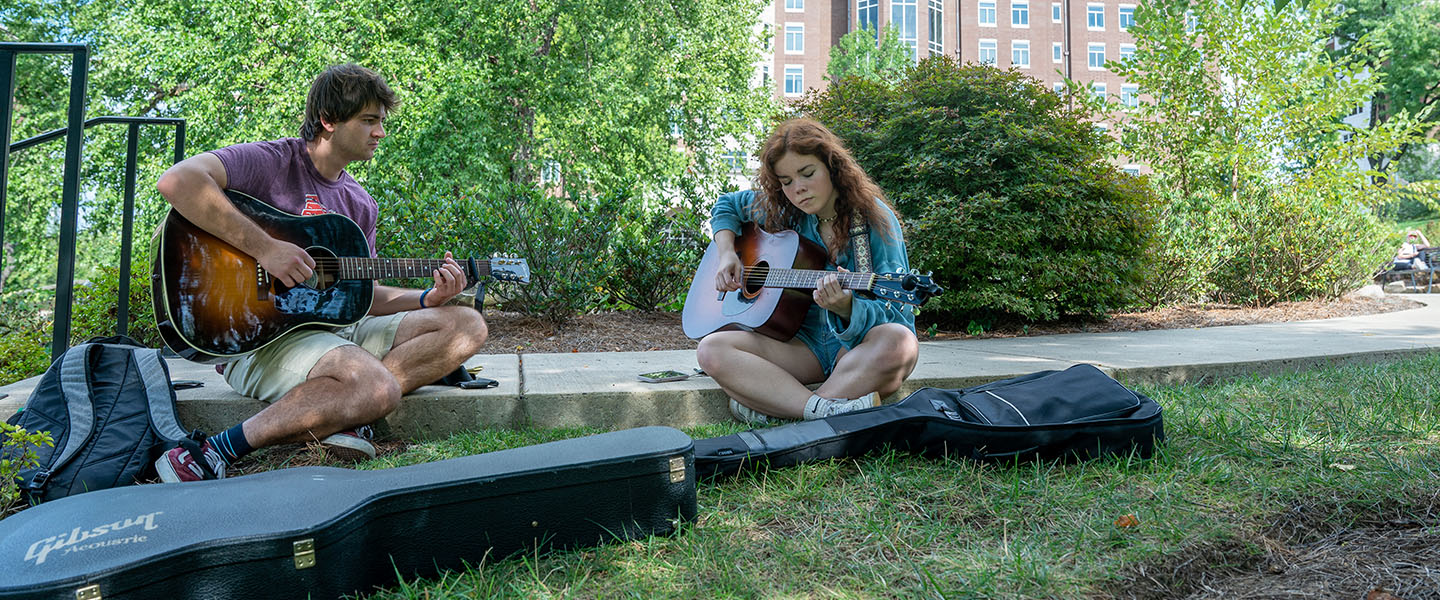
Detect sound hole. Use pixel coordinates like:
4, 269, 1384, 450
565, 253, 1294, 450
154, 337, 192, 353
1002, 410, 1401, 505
744, 260, 768, 296
302, 246, 339, 290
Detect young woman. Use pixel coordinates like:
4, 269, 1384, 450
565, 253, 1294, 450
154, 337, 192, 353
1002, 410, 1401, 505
696, 118, 919, 424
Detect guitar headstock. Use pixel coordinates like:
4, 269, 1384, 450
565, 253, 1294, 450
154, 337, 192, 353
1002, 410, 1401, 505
486, 255, 531, 284
870, 271, 944, 306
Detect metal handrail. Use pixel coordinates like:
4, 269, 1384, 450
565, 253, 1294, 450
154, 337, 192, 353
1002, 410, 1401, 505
1, 43, 186, 360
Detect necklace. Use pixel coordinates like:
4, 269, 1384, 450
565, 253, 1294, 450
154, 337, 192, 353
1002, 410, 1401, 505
817, 214, 838, 224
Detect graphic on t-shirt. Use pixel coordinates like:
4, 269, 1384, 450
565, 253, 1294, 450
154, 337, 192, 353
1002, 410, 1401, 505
300, 195, 330, 216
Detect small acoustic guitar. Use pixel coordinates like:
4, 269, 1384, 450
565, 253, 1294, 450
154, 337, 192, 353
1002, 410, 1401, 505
681, 222, 942, 341
151, 189, 530, 365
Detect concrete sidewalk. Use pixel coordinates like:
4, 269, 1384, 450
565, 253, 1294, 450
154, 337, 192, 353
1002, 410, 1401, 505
3, 295, 1437, 440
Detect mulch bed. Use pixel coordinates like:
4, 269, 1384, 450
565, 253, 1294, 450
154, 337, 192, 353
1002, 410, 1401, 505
476, 295, 1423, 354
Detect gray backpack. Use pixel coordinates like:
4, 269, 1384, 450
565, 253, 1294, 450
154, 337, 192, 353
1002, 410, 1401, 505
2, 336, 197, 504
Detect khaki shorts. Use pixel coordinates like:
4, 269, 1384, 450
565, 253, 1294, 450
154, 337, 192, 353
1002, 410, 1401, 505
222, 312, 409, 402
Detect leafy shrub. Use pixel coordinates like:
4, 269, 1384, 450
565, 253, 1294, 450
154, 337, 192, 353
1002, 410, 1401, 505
69, 256, 161, 348
1, 421, 53, 511
1206, 182, 1391, 305
374, 184, 512, 287
0, 297, 52, 386
603, 202, 708, 311
801, 57, 1159, 326
482, 185, 621, 326
0, 249, 159, 386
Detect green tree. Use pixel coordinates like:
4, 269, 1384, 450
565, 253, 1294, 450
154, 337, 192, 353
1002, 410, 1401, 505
826, 24, 913, 85
1112, 0, 1432, 306
1330, 0, 1440, 174
0, 0, 774, 297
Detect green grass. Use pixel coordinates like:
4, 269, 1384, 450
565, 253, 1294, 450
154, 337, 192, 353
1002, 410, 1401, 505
338, 353, 1440, 599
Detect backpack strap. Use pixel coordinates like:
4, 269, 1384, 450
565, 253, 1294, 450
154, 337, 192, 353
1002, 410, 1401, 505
135, 348, 188, 440
19, 344, 96, 495
848, 217, 872, 273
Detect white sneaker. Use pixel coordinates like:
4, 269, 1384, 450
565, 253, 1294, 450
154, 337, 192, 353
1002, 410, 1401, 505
803, 392, 881, 420
729, 398, 771, 426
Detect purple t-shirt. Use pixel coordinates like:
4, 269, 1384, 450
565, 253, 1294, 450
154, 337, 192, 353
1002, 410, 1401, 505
209, 138, 379, 257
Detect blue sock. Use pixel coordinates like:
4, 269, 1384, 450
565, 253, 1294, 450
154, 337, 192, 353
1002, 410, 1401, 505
207, 423, 254, 465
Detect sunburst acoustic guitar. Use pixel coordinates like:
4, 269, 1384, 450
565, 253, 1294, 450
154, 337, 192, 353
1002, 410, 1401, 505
681, 222, 942, 341
151, 189, 529, 364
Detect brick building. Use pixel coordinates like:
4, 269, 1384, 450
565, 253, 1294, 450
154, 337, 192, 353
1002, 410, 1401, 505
762, 0, 1139, 109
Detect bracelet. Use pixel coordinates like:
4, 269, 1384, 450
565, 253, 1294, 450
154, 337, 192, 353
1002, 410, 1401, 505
419, 287, 433, 309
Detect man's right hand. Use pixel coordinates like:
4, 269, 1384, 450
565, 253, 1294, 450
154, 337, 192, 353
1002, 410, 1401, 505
258, 239, 316, 287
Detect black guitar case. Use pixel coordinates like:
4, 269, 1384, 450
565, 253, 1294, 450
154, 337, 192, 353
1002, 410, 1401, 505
0, 426, 696, 600
695, 364, 1165, 479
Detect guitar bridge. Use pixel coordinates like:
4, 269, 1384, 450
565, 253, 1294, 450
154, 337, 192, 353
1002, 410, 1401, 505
256, 264, 271, 301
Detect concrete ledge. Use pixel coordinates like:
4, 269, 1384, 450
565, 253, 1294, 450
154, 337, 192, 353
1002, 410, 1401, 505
2, 295, 1436, 439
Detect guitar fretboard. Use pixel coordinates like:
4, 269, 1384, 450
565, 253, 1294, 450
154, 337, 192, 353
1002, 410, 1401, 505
335, 258, 489, 280
745, 267, 875, 291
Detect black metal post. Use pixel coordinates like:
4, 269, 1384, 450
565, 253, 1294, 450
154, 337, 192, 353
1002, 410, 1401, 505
118, 122, 140, 337
0, 50, 15, 293
174, 120, 186, 163
50, 47, 89, 361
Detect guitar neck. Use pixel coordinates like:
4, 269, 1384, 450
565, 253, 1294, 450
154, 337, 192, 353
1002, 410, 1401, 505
747, 267, 872, 291
336, 258, 488, 281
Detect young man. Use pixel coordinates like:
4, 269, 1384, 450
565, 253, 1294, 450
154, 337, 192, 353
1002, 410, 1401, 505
153, 63, 488, 482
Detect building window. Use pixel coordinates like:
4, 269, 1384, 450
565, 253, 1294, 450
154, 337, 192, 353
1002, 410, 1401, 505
540, 160, 561, 184
1119, 44, 1135, 62
979, 0, 997, 26
1053, 41, 1063, 62
784, 23, 804, 54
1121, 84, 1139, 107
1087, 3, 1104, 29
1012, 40, 1031, 68
1052, 1, 1062, 22
1012, 0, 1029, 27
722, 151, 747, 173
1122, 165, 1141, 176
858, 0, 879, 36
1118, 4, 1135, 29
928, 0, 944, 54
1088, 43, 1106, 69
761, 64, 770, 85
784, 65, 803, 96
1340, 131, 1353, 142
786, 0, 804, 11
1053, 81, 1065, 94
1091, 82, 1107, 103
893, 0, 919, 60
979, 39, 997, 64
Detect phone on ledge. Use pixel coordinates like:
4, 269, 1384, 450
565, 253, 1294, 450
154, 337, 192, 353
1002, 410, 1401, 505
637, 370, 690, 383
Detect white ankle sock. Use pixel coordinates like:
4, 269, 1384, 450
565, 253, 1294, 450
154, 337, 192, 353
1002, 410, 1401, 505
803, 392, 881, 420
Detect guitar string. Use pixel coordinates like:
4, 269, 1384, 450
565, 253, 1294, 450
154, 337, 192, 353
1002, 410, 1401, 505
739, 265, 870, 288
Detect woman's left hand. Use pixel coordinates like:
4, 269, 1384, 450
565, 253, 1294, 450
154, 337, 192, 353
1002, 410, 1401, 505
814, 269, 853, 319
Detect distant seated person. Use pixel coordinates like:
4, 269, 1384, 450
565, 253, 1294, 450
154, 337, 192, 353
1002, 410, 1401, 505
1392, 230, 1431, 271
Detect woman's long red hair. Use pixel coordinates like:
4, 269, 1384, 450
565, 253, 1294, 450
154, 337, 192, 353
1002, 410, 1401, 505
753, 118, 897, 263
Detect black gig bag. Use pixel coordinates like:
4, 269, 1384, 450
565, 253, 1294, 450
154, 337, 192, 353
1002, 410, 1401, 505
696, 364, 1164, 479
0, 426, 696, 600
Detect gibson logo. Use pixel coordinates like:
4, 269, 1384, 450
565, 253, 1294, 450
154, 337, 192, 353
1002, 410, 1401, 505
25, 511, 163, 565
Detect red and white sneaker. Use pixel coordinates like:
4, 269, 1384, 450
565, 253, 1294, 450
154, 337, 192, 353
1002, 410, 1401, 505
319, 425, 377, 462
155, 440, 226, 483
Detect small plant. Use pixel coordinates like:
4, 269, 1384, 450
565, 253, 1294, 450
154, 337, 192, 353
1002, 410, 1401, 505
1, 421, 54, 512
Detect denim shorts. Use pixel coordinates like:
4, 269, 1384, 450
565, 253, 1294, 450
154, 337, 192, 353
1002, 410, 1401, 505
222, 312, 408, 402
794, 326, 843, 377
